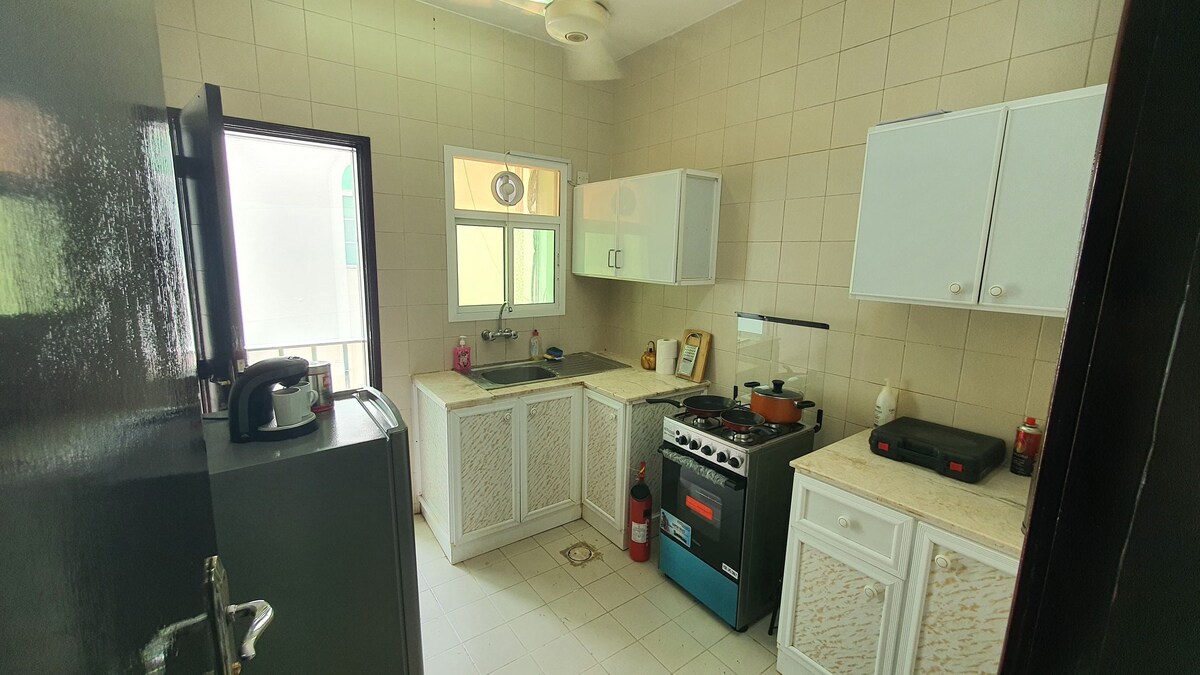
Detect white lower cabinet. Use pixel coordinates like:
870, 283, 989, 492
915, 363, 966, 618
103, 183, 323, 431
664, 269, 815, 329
455, 401, 519, 538
522, 388, 582, 519
779, 475, 1018, 675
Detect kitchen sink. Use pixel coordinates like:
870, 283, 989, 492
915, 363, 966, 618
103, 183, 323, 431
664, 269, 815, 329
479, 365, 557, 385
466, 352, 629, 390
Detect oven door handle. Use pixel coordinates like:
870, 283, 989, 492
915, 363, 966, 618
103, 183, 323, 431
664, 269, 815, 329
659, 446, 742, 491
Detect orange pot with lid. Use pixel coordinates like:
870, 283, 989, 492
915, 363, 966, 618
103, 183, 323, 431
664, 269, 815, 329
745, 379, 815, 425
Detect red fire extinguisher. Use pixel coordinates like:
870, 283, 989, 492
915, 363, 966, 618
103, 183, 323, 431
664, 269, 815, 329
629, 461, 651, 562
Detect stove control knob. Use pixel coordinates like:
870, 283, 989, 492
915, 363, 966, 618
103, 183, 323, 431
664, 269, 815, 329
716, 451, 728, 463
701, 445, 714, 456
727, 456, 741, 468
676, 434, 688, 446
689, 440, 700, 451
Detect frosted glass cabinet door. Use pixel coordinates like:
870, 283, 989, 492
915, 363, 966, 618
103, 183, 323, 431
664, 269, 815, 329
455, 404, 518, 537
573, 180, 618, 278
980, 87, 1106, 316
617, 171, 681, 284
522, 389, 581, 519
851, 108, 1007, 306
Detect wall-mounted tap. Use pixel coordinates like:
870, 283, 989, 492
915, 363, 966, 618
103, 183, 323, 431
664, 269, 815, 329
481, 303, 519, 341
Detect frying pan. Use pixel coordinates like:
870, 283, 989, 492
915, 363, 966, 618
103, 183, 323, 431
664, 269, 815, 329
720, 408, 765, 433
645, 394, 737, 418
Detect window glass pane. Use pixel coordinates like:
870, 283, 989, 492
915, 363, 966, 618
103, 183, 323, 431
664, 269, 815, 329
224, 131, 370, 390
452, 155, 559, 216
457, 224, 505, 306
512, 227, 555, 305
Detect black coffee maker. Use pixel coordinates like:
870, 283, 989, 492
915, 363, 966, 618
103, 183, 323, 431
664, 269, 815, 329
228, 356, 319, 443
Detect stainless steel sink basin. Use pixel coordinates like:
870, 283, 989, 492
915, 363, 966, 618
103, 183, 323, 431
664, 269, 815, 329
465, 352, 629, 390
480, 365, 557, 385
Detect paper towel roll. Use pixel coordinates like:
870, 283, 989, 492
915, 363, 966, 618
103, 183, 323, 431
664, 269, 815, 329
656, 339, 679, 359
656, 356, 676, 375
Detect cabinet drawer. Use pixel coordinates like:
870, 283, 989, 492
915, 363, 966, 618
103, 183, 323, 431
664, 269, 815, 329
792, 474, 914, 577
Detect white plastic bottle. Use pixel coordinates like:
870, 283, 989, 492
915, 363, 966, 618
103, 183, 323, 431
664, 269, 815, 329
873, 379, 897, 427
529, 328, 541, 360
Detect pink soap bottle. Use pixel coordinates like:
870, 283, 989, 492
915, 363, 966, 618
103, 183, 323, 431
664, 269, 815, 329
453, 336, 472, 374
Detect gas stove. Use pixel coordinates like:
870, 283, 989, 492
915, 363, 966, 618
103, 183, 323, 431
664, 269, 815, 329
660, 410, 812, 477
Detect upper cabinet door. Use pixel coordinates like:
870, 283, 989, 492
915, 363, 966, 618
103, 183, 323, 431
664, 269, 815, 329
851, 108, 1007, 306
572, 180, 618, 278
980, 87, 1106, 316
616, 171, 681, 284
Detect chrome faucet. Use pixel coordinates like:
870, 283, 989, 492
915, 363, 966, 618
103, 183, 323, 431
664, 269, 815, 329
481, 303, 519, 341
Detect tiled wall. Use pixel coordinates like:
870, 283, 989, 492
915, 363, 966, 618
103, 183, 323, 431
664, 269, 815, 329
606, 0, 1122, 447
152, 0, 617, 419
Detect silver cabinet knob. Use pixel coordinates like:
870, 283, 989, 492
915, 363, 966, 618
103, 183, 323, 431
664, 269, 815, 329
862, 584, 882, 600
504, 412, 511, 422
837, 515, 851, 529
934, 554, 951, 569
948, 282, 963, 295
989, 285, 1004, 297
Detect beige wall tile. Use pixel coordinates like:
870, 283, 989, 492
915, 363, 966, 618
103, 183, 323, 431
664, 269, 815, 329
851, 335, 905, 384
1087, 35, 1117, 86
836, 38, 890, 99
885, 18, 948, 87
846, 378, 879, 425
891, 0, 951, 32
743, 280, 779, 313
305, 11, 354, 64
881, 77, 940, 120
308, 0, 351, 20
254, 47, 309, 99
937, 61, 1008, 109
253, 0, 307, 53
783, 197, 825, 240
196, 0, 254, 41
762, 21, 802, 74
731, 0, 767, 41
794, 53, 840, 109
779, 243, 820, 284
966, 310, 1041, 358
730, 36, 765, 84
745, 242, 783, 281
1005, 41, 1090, 100
351, 0, 393, 31
822, 373, 851, 418
826, 144, 866, 194
397, 77, 437, 122
356, 69, 399, 115
198, 34, 260, 90
943, 0, 1018, 73
358, 111, 400, 155
820, 192, 860, 241
815, 285, 860, 332
842, 0, 895, 48
825, 330, 855, 376
790, 104, 835, 153
897, 389, 956, 425
720, 203, 751, 241
777, 282, 817, 318
753, 157, 791, 201
309, 58, 356, 107
798, 4, 845, 63
831, 91, 883, 147
906, 304, 969, 348
953, 402, 1021, 449
1094, 0, 1124, 36
958, 351, 1033, 414
156, 0, 196, 30
261, 94, 311, 126
767, 0, 806, 24
787, 151, 830, 198
158, 25, 202, 81
717, 243, 749, 279
726, 80, 761, 125
901, 342, 962, 398
1036, 317, 1066, 361
1026, 359, 1057, 419
856, 300, 910, 339
816, 241, 855, 286
1011, 0, 1099, 57
759, 68, 798, 118
749, 200, 786, 240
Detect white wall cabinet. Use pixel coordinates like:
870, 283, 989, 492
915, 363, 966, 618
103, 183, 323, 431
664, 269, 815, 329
778, 474, 1018, 675
572, 169, 720, 286
851, 85, 1107, 317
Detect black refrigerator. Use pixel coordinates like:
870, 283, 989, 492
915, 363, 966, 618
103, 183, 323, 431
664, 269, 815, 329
204, 388, 422, 673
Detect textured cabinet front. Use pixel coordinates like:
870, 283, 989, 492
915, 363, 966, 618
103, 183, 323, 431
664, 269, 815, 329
782, 528, 902, 675
902, 525, 1018, 674
583, 395, 621, 522
457, 407, 517, 536
524, 393, 577, 516
417, 389, 450, 521
628, 394, 700, 519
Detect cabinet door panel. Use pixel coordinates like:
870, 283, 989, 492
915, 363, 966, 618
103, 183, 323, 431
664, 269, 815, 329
523, 391, 579, 517
851, 109, 1007, 306
457, 406, 517, 536
573, 181, 618, 278
617, 171, 680, 283
981, 88, 1106, 315
780, 527, 903, 675
582, 394, 622, 525
899, 524, 1018, 674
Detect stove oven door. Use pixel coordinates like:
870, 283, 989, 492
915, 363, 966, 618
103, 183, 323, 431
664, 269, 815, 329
659, 444, 747, 582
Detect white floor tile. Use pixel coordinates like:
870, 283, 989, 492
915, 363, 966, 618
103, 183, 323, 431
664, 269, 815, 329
600, 641, 669, 675
639, 621, 705, 671
500, 536, 542, 558
491, 654, 543, 675
598, 543, 634, 571
616, 560, 666, 592
549, 588, 606, 631
563, 557, 614, 586
421, 555, 469, 588
711, 632, 775, 675
425, 645, 479, 675
674, 604, 735, 648
421, 616, 461, 658
563, 519, 592, 534
583, 573, 638, 611
532, 526, 570, 545
609, 596, 669, 639
746, 615, 778, 655
528, 566, 580, 603
488, 581, 546, 621
542, 532, 584, 560
509, 547, 561, 579
446, 596, 504, 642
572, 614, 635, 662
509, 605, 569, 651
463, 625, 528, 674
644, 578, 697, 618
419, 589, 444, 623
531, 632, 598, 675
462, 548, 508, 571
472, 559, 525, 594
431, 574, 485, 612
675, 651, 738, 675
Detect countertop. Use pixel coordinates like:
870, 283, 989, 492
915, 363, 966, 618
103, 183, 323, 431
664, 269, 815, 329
413, 352, 708, 410
791, 430, 1029, 557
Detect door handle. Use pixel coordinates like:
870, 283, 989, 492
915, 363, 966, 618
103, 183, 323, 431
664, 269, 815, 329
607, 249, 615, 268
228, 600, 275, 660
615, 249, 623, 269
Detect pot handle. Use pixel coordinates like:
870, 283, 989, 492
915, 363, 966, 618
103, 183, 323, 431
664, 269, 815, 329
645, 398, 683, 407
794, 400, 816, 410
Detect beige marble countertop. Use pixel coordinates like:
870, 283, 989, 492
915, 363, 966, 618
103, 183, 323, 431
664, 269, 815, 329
791, 429, 1030, 557
413, 352, 708, 410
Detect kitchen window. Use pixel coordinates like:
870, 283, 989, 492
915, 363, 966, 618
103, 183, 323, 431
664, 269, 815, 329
444, 146, 568, 322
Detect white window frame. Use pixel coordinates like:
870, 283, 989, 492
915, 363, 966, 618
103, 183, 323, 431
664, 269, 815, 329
444, 145, 569, 323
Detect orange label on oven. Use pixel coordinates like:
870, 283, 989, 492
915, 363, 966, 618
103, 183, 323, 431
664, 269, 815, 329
685, 496, 714, 520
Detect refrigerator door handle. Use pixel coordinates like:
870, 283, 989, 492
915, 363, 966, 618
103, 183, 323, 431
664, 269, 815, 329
354, 387, 402, 433
228, 600, 275, 660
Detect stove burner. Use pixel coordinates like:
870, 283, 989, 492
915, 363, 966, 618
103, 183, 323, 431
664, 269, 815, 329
730, 432, 758, 445
683, 414, 722, 430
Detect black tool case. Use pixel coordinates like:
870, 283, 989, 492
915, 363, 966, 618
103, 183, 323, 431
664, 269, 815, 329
869, 417, 1006, 483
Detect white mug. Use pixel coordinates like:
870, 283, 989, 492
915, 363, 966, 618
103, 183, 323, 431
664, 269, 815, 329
272, 386, 317, 426
292, 379, 315, 406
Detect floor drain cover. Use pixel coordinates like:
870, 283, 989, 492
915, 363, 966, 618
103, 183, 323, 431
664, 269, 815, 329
561, 542, 600, 566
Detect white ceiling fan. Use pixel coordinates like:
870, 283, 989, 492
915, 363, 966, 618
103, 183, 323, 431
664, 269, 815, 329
498, 0, 622, 81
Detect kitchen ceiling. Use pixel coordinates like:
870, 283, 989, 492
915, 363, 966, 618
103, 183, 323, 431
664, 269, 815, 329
418, 0, 740, 61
